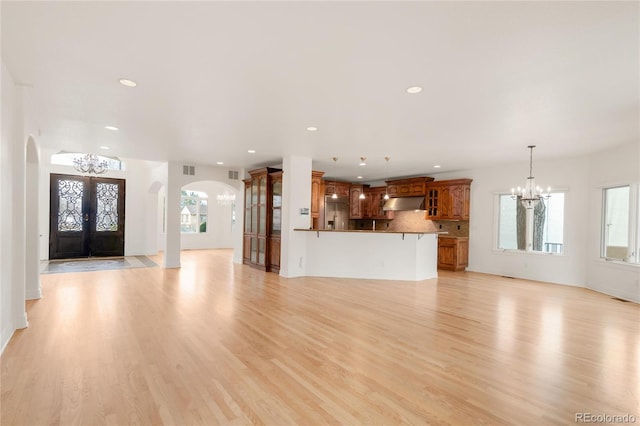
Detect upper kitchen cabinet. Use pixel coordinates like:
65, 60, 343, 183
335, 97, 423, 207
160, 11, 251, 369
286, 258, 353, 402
385, 177, 434, 197
324, 180, 351, 198
366, 186, 394, 220
349, 184, 369, 219
425, 179, 473, 220
311, 171, 324, 229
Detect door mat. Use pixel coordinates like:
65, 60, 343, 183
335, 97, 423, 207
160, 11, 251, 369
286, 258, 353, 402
40, 256, 158, 274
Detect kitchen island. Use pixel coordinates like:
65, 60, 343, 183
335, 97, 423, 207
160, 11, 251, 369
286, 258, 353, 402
294, 229, 440, 281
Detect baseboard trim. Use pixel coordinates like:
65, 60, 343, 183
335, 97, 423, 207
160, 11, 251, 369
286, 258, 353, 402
26, 288, 42, 300
1, 325, 16, 356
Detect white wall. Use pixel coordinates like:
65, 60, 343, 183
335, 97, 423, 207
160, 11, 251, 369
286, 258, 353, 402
1, 62, 28, 353
181, 180, 236, 249
1, 62, 17, 351
586, 141, 640, 302
433, 153, 590, 287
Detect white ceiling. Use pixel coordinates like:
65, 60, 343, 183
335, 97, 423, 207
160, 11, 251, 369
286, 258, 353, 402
2, 1, 638, 182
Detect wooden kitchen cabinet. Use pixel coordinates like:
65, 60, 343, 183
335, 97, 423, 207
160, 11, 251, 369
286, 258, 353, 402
425, 179, 472, 220
437, 236, 469, 271
324, 181, 351, 198
385, 177, 434, 197
269, 170, 283, 273
243, 167, 282, 272
349, 184, 369, 219
365, 186, 394, 220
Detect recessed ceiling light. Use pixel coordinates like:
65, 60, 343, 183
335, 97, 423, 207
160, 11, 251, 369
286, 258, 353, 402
119, 79, 137, 87
216, 161, 224, 165
105, 125, 119, 131
99, 146, 110, 150
359, 157, 366, 166
356, 176, 363, 179
406, 86, 423, 94
248, 150, 256, 154
434, 165, 441, 168
307, 126, 318, 132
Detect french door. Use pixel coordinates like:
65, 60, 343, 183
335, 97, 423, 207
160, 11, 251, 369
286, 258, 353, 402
49, 173, 126, 259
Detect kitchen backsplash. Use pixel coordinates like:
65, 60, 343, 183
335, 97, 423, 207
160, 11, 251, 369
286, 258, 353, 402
385, 211, 437, 232
352, 211, 469, 236
432, 220, 469, 237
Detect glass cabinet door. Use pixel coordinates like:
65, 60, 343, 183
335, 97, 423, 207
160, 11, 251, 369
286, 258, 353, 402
272, 178, 282, 236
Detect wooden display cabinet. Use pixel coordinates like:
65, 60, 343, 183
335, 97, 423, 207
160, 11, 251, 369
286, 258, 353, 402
269, 171, 283, 273
243, 167, 282, 272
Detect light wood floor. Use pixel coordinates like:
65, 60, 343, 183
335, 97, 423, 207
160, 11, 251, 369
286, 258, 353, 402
2, 249, 638, 425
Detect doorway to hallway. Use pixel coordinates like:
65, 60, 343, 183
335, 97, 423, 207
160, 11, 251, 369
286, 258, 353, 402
49, 173, 125, 259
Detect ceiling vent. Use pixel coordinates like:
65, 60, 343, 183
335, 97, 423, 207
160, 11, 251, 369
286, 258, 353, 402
183, 165, 195, 176
228, 170, 239, 180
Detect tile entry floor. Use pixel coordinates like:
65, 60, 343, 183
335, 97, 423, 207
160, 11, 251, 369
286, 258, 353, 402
40, 255, 158, 274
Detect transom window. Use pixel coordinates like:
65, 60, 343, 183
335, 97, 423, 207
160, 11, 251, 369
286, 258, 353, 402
497, 191, 565, 253
51, 152, 125, 171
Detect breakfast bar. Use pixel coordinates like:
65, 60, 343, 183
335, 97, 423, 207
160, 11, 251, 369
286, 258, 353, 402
294, 229, 439, 281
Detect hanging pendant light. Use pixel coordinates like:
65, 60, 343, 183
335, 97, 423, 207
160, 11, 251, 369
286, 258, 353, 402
511, 145, 551, 209
358, 157, 366, 199
331, 157, 338, 199
383, 156, 390, 200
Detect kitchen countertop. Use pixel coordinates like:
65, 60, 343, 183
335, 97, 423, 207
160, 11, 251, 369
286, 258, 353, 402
294, 228, 444, 234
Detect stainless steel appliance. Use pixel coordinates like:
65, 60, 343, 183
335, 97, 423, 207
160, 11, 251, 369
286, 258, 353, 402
324, 195, 349, 230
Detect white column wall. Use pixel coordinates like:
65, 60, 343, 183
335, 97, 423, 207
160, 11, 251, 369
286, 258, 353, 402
1, 61, 28, 353
280, 155, 312, 278
25, 138, 41, 300
163, 162, 183, 268
1, 62, 17, 351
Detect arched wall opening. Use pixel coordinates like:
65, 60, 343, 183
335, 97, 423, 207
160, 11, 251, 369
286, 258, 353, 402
180, 180, 238, 250
25, 136, 41, 299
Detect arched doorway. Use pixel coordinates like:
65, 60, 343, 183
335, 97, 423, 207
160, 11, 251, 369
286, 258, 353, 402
25, 137, 41, 300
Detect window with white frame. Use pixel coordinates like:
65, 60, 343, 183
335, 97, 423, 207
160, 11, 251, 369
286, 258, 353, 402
497, 191, 565, 253
601, 184, 639, 263
181, 190, 208, 233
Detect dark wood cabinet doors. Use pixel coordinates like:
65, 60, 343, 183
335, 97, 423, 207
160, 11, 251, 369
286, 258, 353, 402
49, 173, 125, 259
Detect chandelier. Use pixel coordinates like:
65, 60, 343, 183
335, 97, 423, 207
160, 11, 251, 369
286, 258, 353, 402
511, 145, 550, 209
73, 153, 109, 175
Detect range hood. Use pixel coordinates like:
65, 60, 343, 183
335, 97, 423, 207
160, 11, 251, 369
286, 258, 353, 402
383, 196, 425, 211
